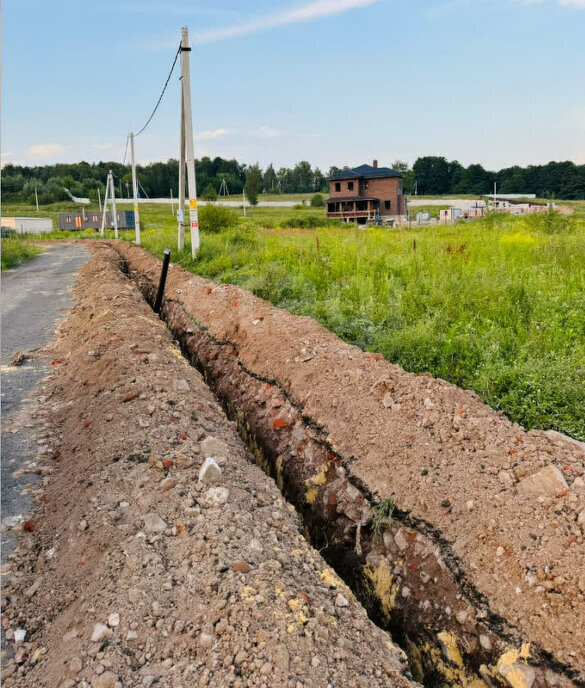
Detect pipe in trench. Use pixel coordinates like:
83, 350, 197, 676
120, 258, 581, 688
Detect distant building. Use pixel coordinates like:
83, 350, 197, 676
326, 161, 406, 224
1, 217, 53, 234
58, 211, 135, 231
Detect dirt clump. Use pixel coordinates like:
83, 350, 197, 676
1, 244, 416, 688
114, 241, 585, 685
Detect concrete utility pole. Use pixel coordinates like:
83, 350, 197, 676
180, 26, 199, 258
34, 186, 39, 212
178, 84, 186, 250
97, 186, 102, 211
100, 171, 119, 239
130, 132, 141, 245
170, 188, 175, 216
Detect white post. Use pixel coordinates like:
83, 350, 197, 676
243, 190, 246, 218
34, 185, 39, 212
181, 27, 199, 258
178, 83, 186, 250
97, 186, 102, 211
170, 188, 175, 216
130, 132, 141, 245
100, 173, 110, 237
110, 169, 119, 239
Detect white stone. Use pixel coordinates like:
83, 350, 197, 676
202, 487, 229, 507
335, 593, 349, 608
199, 632, 214, 648
107, 613, 120, 627
198, 458, 222, 485
91, 623, 112, 642
143, 513, 167, 533
394, 528, 409, 552
173, 379, 190, 391
14, 629, 26, 643
496, 546, 505, 557
479, 634, 492, 651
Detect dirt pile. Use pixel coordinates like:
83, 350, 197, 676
1, 244, 416, 688
114, 241, 585, 688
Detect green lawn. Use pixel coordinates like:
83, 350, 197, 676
4, 201, 585, 440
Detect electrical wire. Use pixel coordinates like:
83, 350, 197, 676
134, 45, 181, 138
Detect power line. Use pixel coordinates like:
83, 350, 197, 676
135, 44, 181, 138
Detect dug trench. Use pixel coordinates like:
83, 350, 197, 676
112, 240, 585, 688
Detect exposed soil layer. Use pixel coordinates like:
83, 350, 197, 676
1, 244, 416, 688
113, 240, 585, 688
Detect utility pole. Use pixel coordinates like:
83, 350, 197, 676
180, 26, 199, 258
100, 171, 119, 239
243, 190, 246, 218
111, 170, 119, 239
130, 132, 141, 245
170, 188, 175, 216
178, 83, 186, 250
34, 186, 39, 212
97, 186, 102, 211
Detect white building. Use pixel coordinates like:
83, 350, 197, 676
1, 217, 54, 234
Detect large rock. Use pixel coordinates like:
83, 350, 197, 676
517, 465, 569, 497
198, 458, 222, 484
143, 513, 167, 533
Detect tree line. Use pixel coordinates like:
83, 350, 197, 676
1, 155, 583, 205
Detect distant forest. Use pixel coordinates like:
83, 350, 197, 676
1, 155, 584, 204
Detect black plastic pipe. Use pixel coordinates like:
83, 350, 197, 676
153, 249, 171, 314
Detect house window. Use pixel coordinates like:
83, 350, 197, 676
364, 181, 369, 190
334, 182, 341, 192
384, 200, 391, 211
348, 182, 354, 191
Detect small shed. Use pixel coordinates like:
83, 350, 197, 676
1, 217, 54, 235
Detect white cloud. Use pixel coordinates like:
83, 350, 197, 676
195, 0, 382, 44
196, 128, 230, 140
254, 126, 282, 139
1, 150, 14, 159
93, 142, 113, 150
27, 144, 69, 159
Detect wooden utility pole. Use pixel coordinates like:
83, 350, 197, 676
130, 132, 141, 245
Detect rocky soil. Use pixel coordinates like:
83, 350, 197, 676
113, 240, 585, 686
1, 244, 416, 688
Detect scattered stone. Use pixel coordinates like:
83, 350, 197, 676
497, 470, 514, 487
143, 513, 167, 533
198, 457, 222, 484
70, 657, 83, 675
126, 630, 138, 641
335, 593, 349, 607
24, 578, 41, 598
233, 560, 251, 574
91, 670, 118, 688
199, 632, 214, 648
12, 351, 27, 366
78, 519, 89, 531
517, 465, 569, 497
13, 628, 26, 643
173, 378, 190, 391
107, 612, 120, 627
91, 623, 112, 642
496, 546, 505, 557
479, 634, 492, 651
394, 528, 409, 552
200, 486, 229, 507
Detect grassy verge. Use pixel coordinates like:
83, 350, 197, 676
4, 201, 585, 439
1, 239, 43, 270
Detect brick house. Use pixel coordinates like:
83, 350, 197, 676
326, 161, 406, 224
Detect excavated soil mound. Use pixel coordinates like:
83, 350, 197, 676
113, 241, 585, 688
1, 244, 416, 688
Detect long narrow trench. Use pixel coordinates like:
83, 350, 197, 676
116, 251, 581, 688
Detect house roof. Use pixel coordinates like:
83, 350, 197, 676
328, 164, 402, 181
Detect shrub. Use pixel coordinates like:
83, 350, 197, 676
202, 184, 218, 201
310, 193, 325, 207
199, 205, 236, 234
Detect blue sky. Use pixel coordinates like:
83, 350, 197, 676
1, 0, 584, 171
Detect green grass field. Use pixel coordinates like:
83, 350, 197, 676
1, 238, 43, 270
4, 200, 585, 439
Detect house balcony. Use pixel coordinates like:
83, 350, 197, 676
326, 196, 379, 223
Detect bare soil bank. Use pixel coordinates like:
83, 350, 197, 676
114, 241, 585, 688
1, 244, 415, 688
